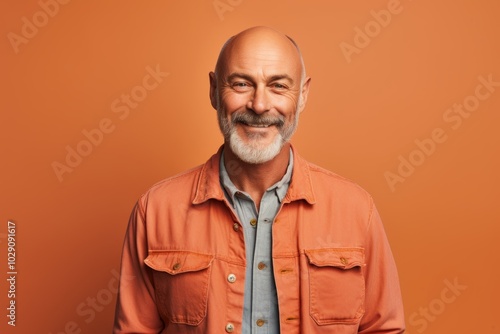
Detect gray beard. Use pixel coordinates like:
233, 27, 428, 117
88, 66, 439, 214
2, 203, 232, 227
217, 109, 299, 164
228, 128, 284, 164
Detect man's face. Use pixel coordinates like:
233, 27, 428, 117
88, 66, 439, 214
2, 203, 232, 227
210, 31, 309, 164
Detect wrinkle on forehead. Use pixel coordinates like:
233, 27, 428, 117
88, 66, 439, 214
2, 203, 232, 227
214, 26, 305, 83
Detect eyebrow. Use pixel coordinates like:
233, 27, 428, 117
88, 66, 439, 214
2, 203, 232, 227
227, 72, 294, 85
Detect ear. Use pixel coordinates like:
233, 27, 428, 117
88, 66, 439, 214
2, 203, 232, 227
298, 76, 311, 113
209, 71, 218, 110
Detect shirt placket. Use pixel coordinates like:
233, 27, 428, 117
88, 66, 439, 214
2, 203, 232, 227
219, 150, 293, 334
233, 193, 257, 334
251, 191, 280, 334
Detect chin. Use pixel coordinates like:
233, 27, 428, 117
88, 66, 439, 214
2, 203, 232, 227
229, 133, 285, 164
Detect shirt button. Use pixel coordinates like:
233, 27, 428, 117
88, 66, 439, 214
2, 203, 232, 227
233, 223, 240, 232
227, 274, 236, 283
250, 218, 257, 227
225, 323, 235, 332
256, 319, 265, 327
257, 262, 266, 270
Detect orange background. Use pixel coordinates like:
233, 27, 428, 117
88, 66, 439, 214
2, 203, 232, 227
1, 1, 499, 333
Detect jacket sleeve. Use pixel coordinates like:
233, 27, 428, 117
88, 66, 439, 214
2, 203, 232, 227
113, 200, 164, 333
358, 202, 406, 333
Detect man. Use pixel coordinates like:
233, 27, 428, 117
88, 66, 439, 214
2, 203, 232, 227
113, 26, 405, 333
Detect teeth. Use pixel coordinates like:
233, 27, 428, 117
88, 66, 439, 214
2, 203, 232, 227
238, 120, 275, 128
245, 123, 270, 128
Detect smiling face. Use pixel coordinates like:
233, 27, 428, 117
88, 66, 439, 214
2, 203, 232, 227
210, 27, 310, 164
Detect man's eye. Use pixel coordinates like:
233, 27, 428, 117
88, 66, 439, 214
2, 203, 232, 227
231, 82, 252, 92
272, 83, 287, 89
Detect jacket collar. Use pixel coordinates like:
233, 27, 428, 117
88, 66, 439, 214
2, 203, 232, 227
192, 144, 316, 205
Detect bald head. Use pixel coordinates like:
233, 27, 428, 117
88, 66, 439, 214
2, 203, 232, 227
214, 26, 306, 84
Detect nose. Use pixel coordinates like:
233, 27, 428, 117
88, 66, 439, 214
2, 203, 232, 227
246, 86, 270, 114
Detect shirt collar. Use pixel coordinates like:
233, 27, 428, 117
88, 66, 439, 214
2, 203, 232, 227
219, 149, 294, 206
192, 144, 316, 205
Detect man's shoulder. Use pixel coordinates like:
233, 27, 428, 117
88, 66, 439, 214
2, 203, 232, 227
140, 164, 205, 201
306, 160, 360, 185
302, 158, 373, 202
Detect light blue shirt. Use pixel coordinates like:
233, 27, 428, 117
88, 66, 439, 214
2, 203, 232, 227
220, 150, 293, 334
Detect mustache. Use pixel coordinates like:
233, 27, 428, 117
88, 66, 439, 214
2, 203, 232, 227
231, 112, 285, 127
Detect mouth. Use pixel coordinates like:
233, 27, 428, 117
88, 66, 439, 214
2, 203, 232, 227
240, 121, 275, 128
231, 113, 285, 131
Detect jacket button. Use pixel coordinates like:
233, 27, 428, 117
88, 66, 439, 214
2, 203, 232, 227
225, 323, 235, 332
172, 263, 181, 270
227, 274, 236, 283
233, 223, 240, 232
340, 257, 348, 265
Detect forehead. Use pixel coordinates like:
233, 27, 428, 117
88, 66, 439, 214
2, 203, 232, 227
221, 34, 302, 80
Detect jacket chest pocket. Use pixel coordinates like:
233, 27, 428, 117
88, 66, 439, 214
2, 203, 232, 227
305, 248, 365, 327
144, 251, 214, 326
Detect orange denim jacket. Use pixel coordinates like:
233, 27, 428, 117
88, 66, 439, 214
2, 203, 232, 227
113, 146, 405, 333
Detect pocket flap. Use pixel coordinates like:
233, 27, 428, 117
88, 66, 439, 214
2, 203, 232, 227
305, 248, 364, 269
145, 251, 214, 275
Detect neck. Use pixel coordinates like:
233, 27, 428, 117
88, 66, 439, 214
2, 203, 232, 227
223, 143, 291, 208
